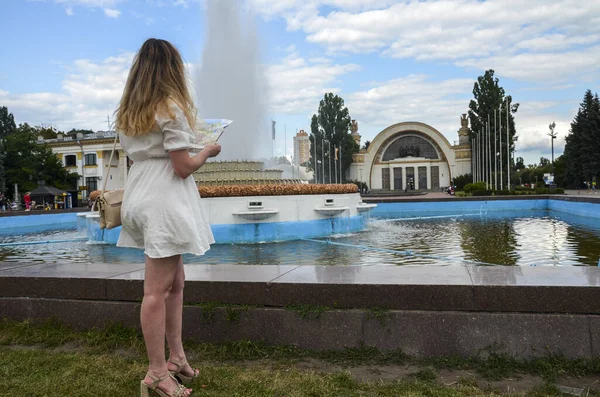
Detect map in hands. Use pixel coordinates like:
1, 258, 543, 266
190, 119, 233, 151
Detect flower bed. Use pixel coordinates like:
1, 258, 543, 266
198, 184, 358, 198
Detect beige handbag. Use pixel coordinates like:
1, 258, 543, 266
94, 133, 124, 230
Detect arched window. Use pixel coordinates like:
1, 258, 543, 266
382, 135, 439, 161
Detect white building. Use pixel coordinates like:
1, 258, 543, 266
348, 117, 472, 191
40, 131, 129, 201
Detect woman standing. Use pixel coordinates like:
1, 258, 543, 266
115, 38, 221, 397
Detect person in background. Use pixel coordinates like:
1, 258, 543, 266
24, 192, 31, 210
0, 195, 5, 212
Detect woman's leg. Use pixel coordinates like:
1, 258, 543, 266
141, 254, 190, 395
166, 257, 198, 377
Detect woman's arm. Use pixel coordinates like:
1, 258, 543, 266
169, 143, 221, 179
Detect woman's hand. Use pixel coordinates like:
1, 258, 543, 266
202, 144, 221, 158
170, 144, 221, 179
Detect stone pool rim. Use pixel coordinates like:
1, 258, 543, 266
2, 263, 600, 359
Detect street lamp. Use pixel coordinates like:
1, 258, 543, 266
548, 122, 557, 177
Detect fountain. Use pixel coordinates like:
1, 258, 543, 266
195, 0, 269, 160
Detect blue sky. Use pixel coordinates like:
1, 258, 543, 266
1, 0, 599, 165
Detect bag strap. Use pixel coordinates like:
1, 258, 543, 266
100, 133, 120, 196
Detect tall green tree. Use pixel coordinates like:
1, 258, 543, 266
515, 157, 525, 170
553, 155, 567, 187
468, 70, 519, 186
309, 93, 359, 183
0, 106, 16, 139
4, 123, 79, 198
0, 106, 16, 195
563, 90, 600, 188
0, 140, 5, 195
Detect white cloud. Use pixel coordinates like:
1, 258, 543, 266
249, 0, 600, 84
103, 7, 121, 18
55, 0, 119, 7
457, 46, 600, 83
511, 101, 575, 158
43, 0, 122, 18
345, 75, 473, 145
1, 53, 134, 132
266, 50, 359, 114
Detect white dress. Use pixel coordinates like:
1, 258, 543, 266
116, 103, 215, 258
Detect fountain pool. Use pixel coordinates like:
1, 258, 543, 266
1, 197, 599, 267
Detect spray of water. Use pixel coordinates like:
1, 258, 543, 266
195, 0, 270, 161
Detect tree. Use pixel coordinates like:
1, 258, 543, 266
515, 157, 525, 170
274, 156, 290, 165
553, 155, 567, 187
362, 140, 371, 150
0, 141, 5, 195
540, 157, 550, 167
563, 90, 600, 188
0, 106, 16, 195
309, 93, 359, 184
468, 70, 519, 185
3, 123, 79, 198
38, 126, 59, 139
0, 106, 16, 139
453, 174, 473, 190
66, 128, 94, 138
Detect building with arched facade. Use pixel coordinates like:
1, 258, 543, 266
348, 118, 471, 191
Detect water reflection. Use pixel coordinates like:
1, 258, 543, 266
459, 218, 518, 266
0, 210, 599, 267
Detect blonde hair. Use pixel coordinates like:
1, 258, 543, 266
115, 38, 196, 136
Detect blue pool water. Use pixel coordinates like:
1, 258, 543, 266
1, 199, 599, 266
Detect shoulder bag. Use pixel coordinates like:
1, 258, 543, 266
94, 133, 124, 230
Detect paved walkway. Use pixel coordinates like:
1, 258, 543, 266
363, 190, 600, 201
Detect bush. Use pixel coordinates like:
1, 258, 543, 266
472, 190, 493, 196
350, 180, 369, 192
497, 190, 511, 196
464, 182, 487, 194
452, 174, 472, 190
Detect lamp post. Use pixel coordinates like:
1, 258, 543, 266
506, 98, 511, 190
322, 138, 328, 185
548, 122, 557, 177
327, 140, 332, 184
312, 134, 318, 183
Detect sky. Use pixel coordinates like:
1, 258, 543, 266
1, 0, 599, 165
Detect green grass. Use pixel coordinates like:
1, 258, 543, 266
0, 346, 508, 397
409, 368, 438, 382
1, 318, 599, 396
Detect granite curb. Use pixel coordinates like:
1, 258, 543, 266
1, 297, 598, 359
